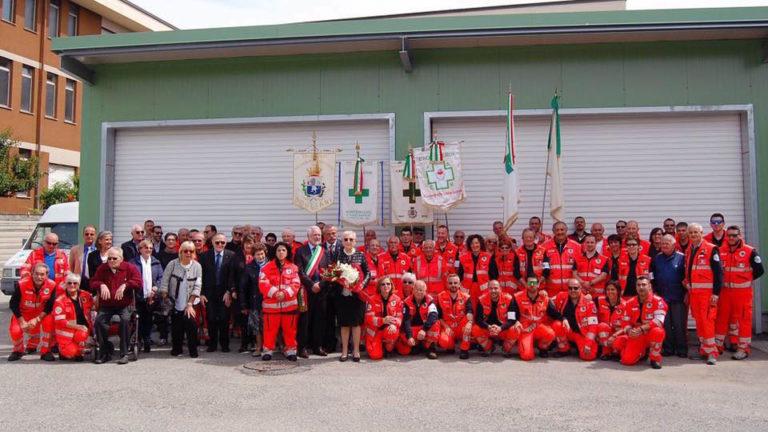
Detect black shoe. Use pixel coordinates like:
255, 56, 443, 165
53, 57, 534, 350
170, 349, 182, 357
143, 342, 151, 353
427, 350, 438, 360
206, 346, 216, 353
190, 352, 199, 358
459, 350, 469, 360
238, 346, 249, 353
446, 349, 456, 355
676, 352, 688, 358
7, 352, 22, 362
352, 355, 361, 363
553, 351, 570, 358
221, 347, 230, 353
299, 348, 310, 358
650, 360, 662, 369
480, 350, 490, 358
538, 349, 549, 358
41, 352, 56, 362
73, 356, 84, 362
339, 355, 349, 362
286, 354, 297, 362
24, 347, 36, 355
661, 350, 674, 357
262, 353, 272, 361
52, 346, 59, 354
312, 348, 328, 357
94, 358, 105, 364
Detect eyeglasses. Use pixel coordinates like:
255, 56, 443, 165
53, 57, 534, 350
527, 281, 538, 286
402, 280, 415, 284
710, 220, 724, 225
45, 241, 58, 246
66, 281, 79, 285
627, 243, 638, 247
343, 238, 355, 242
616, 225, 626, 229
181, 250, 195, 254
192, 239, 203, 243
568, 286, 581, 291
214, 241, 226, 245
233, 232, 243, 236
135, 230, 145, 234
486, 240, 498, 244
107, 257, 120, 261
84, 232, 96, 236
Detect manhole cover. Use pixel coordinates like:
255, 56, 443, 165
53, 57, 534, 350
243, 360, 301, 375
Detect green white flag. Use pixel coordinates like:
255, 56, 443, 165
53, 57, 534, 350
546, 94, 564, 222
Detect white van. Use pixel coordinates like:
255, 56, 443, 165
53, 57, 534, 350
1, 202, 79, 295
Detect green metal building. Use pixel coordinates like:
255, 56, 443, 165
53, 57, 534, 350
53, 7, 767, 328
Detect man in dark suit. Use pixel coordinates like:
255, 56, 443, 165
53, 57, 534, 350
121, 224, 145, 262
322, 225, 342, 352
294, 226, 331, 358
200, 233, 236, 352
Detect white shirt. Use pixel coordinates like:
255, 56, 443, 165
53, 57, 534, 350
140, 256, 153, 298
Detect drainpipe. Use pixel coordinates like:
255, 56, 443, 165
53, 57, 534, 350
33, 0, 48, 211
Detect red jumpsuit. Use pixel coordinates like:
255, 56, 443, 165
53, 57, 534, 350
458, 251, 492, 303
411, 254, 447, 297
684, 241, 721, 358
9, 278, 57, 355
377, 251, 411, 298
496, 252, 519, 294
258, 260, 301, 357
511, 291, 559, 360
551, 292, 599, 361
471, 292, 519, 354
436, 290, 473, 351
364, 293, 403, 360
53, 291, 94, 359
540, 239, 581, 297
576, 252, 609, 296
20, 248, 69, 292
396, 294, 439, 355
612, 294, 667, 366
715, 243, 763, 353
596, 296, 627, 357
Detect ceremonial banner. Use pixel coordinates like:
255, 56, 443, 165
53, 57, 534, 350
340, 160, 378, 226
390, 161, 434, 225
413, 142, 466, 211
502, 92, 521, 232
546, 94, 565, 222
293, 150, 335, 213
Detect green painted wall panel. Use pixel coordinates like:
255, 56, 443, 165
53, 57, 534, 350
77, 39, 768, 309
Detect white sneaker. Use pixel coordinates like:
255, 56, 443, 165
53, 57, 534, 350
706, 355, 717, 365
732, 350, 748, 360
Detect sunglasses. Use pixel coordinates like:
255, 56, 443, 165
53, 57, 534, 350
616, 225, 626, 229
627, 243, 638, 247
107, 257, 120, 261
233, 232, 243, 236
711, 220, 724, 225
343, 238, 355, 241
527, 281, 538, 286
65, 281, 79, 285
181, 250, 195, 254
136, 230, 145, 234
214, 241, 226, 245
727, 234, 740, 238
45, 241, 58, 246
402, 280, 415, 284
568, 286, 581, 291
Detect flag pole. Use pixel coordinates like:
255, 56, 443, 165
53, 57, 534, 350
541, 88, 557, 224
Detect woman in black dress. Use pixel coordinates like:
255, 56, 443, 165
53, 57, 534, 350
334, 230, 370, 362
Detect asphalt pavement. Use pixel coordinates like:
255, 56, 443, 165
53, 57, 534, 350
1, 294, 766, 432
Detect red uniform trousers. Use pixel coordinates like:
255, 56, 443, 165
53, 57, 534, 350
612, 327, 665, 365
366, 325, 399, 360
438, 318, 472, 351
9, 314, 54, 354
396, 323, 439, 355
262, 313, 298, 356
55, 327, 89, 358
516, 324, 556, 361
596, 322, 620, 356
690, 291, 718, 358
715, 288, 753, 353
551, 321, 597, 361
471, 324, 520, 354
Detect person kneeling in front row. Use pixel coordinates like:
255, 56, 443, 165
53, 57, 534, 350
397, 280, 440, 359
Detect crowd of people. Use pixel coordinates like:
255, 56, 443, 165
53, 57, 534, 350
7, 213, 764, 369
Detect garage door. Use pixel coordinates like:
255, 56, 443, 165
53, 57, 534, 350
111, 119, 392, 243
431, 112, 746, 240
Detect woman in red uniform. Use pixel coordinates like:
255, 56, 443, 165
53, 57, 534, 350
259, 242, 301, 361
596, 280, 626, 360
457, 234, 498, 303
364, 277, 403, 360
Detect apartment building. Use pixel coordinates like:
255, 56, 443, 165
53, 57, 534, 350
0, 0, 174, 213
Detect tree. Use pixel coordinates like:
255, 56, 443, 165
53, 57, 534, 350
0, 129, 40, 197
40, 174, 79, 209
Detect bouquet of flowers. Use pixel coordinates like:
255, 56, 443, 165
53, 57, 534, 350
322, 262, 362, 296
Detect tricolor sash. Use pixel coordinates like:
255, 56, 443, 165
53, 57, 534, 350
305, 246, 324, 277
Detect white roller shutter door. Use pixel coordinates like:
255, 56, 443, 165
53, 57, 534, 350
48, 163, 75, 187
432, 112, 746, 239
112, 120, 391, 244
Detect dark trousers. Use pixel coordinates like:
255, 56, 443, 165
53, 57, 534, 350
136, 300, 153, 343
154, 314, 170, 340
663, 301, 688, 355
324, 293, 339, 351
206, 310, 230, 350
171, 310, 198, 356
96, 306, 131, 358
305, 290, 332, 351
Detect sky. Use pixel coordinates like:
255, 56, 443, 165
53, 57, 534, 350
131, 0, 768, 30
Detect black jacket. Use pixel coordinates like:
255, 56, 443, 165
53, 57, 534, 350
121, 240, 140, 262
238, 259, 266, 311
200, 249, 236, 318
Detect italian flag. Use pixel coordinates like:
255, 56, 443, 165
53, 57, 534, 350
402, 149, 416, 181
547, 93, 564, 222
503, 92, 520, 231
353, 155, 365, 195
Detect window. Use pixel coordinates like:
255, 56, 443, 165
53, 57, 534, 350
48, 0, 58, 37
0, 58, 10, 108
45, 72, 56, 117
66, 3, 76, 36
64, 78, 74, 122
21, 65, 33, 112
2, 0, 15, 23
24, 0, 35, 30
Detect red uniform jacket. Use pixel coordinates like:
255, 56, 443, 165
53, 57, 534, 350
622, 294, 668, 332
436, 290, 472, 327
436, 241, 459, 268
596, 295, 627, 333
377, 252, 411, 298
21, 248, 69, 289
365, 294, 404, 330
259, 260, 300, 313
552, 291, 599, 338
412, 254, 446, 296
53, 291, 94, 333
